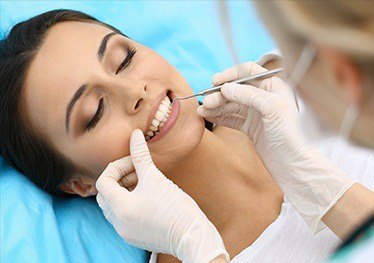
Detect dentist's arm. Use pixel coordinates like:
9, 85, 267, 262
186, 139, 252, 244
96, 130, 229, 263
322, 183, 374, 239
197, 62, 374, 238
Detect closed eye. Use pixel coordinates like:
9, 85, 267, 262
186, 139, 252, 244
86, 97, 104, 132
116, 46, 136, 74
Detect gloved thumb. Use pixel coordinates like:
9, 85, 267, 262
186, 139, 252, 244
96, 156, 133, 196
130, 129, 155, 183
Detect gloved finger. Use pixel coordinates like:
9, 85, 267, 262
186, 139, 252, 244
107, 156, 135, 179
212, 61, 264, 86
198, 101, 248, 117
96, 187, 127, 216
213, 62, 283, 93
220, 115, 246, 130
197, 102, 248, 118
95, 156, 134, 196
119, 171, 138, 190
220, 83, 272, 116
96, 192, 110, 213
202, 92, 226, 109
96, 170, 137, 219
96, 192, 127, 224
127, 186, 136, 192
130, 129, 156, 183
259, 76, 299, 109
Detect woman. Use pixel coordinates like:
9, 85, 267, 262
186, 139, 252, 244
1, 7, 371, 263
95, 1, 374, 262
0, 9, 321, 262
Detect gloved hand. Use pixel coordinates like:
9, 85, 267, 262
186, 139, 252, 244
96, 129, 229, 263
197, 62, 356, 232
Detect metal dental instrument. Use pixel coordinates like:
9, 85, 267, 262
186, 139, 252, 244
172, 67, 284, 104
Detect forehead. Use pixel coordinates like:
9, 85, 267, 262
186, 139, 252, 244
23, 22, 113, 137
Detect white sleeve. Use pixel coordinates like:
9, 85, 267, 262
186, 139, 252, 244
149, 252, 158, 263
256, 49, 282, 67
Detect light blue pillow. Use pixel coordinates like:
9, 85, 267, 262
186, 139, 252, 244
0, 157, 148, 262
0, 1, 274, 262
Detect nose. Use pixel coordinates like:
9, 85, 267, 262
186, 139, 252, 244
111, 79, 148, 115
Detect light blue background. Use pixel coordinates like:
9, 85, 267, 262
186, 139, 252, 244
0, 1, 274, 262
0, 0, 274, 91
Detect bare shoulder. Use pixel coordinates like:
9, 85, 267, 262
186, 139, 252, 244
157, 254, 181, 263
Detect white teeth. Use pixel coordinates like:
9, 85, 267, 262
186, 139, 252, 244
152, 119, 160, 127
155, 111, 163, 121
150, 125, 158, 132
159, 103, 168, 111
145, 94, 173, 140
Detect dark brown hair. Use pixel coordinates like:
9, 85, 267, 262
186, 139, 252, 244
0, 9, 125, 195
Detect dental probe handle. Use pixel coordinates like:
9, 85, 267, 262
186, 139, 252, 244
200, 67, 284, 96
171, 67, 284, 104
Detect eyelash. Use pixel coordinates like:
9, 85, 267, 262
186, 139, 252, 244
85, 47, 137, 132
86, 97, 104, 131
116, 46, 137, 74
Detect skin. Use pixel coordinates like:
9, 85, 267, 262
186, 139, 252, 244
23, 21, 283, 260
23, 21, 204, 195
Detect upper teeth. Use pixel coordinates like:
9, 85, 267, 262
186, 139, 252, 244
145, 95, 172, 140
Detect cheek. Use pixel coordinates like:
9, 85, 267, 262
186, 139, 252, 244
84, 124, 134, 176
142, 50, 194, 94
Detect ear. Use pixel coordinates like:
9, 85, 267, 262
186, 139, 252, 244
60, 177, 98, 197
316, 45, 363, 104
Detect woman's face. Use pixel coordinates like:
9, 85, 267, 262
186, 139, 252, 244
23, 21, 205, 194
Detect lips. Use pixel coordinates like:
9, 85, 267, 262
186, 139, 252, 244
144, 91, 180, 143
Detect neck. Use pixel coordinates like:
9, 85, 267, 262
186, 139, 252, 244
165, 127, 280, 231
163, 127, 283, 257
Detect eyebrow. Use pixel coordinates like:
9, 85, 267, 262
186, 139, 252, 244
65, 84, 88, 133
65, 32, 118, 134
98, 32, 117, 61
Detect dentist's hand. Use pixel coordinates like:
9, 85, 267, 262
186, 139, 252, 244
198, 61, 299, 143
197, 62, 355, 234
96, 129, 229, 263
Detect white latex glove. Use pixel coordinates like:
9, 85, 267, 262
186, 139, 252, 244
96, 129, 229, 263
197, 62, 356, 232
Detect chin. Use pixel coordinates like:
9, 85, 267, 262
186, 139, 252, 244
147, 95, 205, 174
